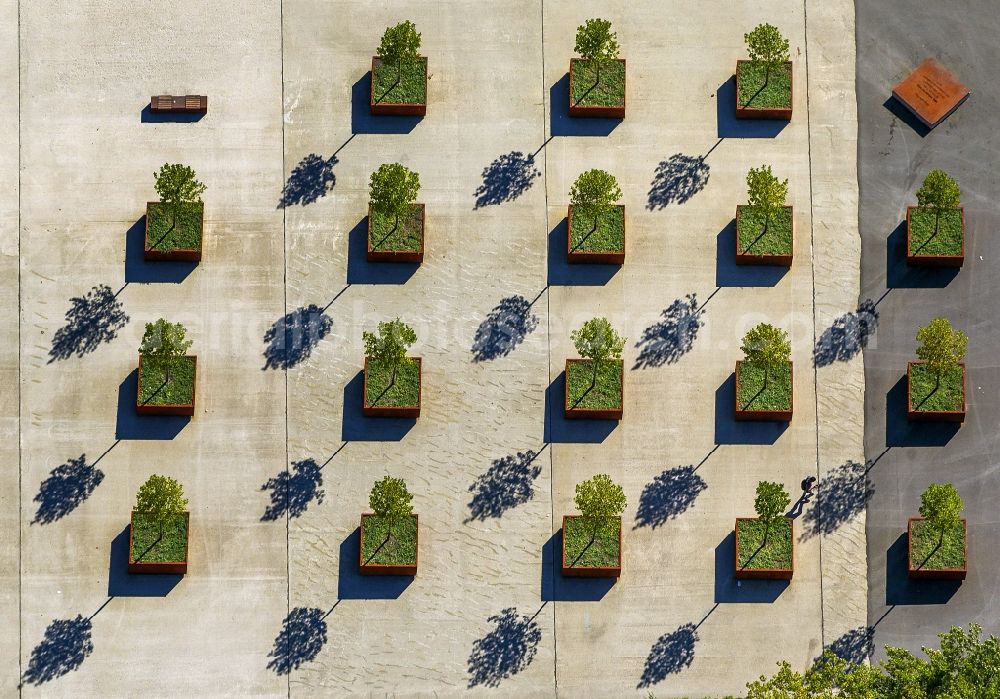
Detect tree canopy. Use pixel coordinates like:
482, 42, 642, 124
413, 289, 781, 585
575, 18, 620, 65
915, 317, 967, 377
134, 474, 187, 534
377, 21, 421, 66
369, 475, 413, 536
574, 474, 626, 538
370, 163, 420, 222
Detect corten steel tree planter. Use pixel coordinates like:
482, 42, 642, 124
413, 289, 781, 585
367, 204, 425, 263
907, 361, 967, 423
144, 202, 203, 262
561, 515, 622, 578
568, 58, 626, 119
359, 513, 418, 576
735, 60, 793, 120
734, 361, 793, 422
564, 359, 624, 420
908, 517, 967, 580
136, 355, 197, 417
363, 357, 422, 418
370, 56, 428, 116
906, 206, 965, 267
735, 205, 793, 266
567, 205, 625, 264
734, 517, 794, 580
128, 511, 190, 574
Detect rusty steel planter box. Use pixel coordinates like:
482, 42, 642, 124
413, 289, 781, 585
136, 355, 196, 416
907, 361, 966, 422
359, 513, 418, 576
567, 205, 625, 264
734, 517, 794, 580
564, 358, 624, 420
363, 357, 422, 418
568, 58, 626, 119
370, 56, 427, 116
128, 511, 189, 575
906, 206, 965, 267
734, 360, 793, 422
735, 205, 793, 266
367, 204, 425, 263
561, 515, 622, 578
735, 60, 793, 120
144, 202, 203, 262
908, 517, 967, 580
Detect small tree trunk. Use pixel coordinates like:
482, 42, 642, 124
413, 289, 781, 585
763, 63, 771, 90
591, 358, 599, 387
934, 208, 941, 237
595, 59, 602, 88
763, 518, 771, 546
390, 361, 398, 387
763, 365, 769, 391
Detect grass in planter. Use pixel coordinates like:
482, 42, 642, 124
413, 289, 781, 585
362, 514, 417, 565
571, 59, 625, 107
370, 205, 423, 252
909, 208, 963, 256
564, 516, 620, 568
737, 61, 792, 109
910, 363, 964, 412
738, 361, 792, 411
738, 206, 793, 256
570, 206, 624, 253
366, 358, 420, 407
147, 202, 203, 252
139, 356, 195, 406
373, 58, 427, 104
131, 512, 188, 562
911, 519, 966, 569
737, 518, 792, 570
567, 359, 623, 410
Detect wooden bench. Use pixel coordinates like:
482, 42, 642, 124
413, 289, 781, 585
150, 95, 208, 113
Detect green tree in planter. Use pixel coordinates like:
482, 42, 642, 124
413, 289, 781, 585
575, 474, 626, 546
139, 318, 192, 385
741, 323, 790, 390
919, 483, 964, 548
746, 164, 789, 241
377, 20, 421, 86
744, 23, 789, 95
916, 169, 961, 239
370, 163, 420, 233
369, 475, 413, 544
754, 480, 790, 545
135, 474, 187, 542
154, 163, 206, 231
915, 317, 967, 394
574, 18, 620, 93
571, 317, 626, 387
363, 318, 417, 387
570, 169, 622, 233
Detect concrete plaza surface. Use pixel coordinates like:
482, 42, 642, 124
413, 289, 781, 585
3, 0, 864, 696
858, 1, 1000, 660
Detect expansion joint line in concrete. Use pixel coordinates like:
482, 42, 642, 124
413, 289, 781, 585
538, 0, 557, 695
16, 0, 22, 693
278, 0, 291, 696
802, 0, 825, 650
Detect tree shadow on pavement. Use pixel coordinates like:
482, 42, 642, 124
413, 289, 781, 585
637, 622, 697, 688
814, 299, 879, 367
48, 284, 129, 363
278, 153, 338, 208
471, 295, 539, 362
466, 448, 543, 521
32, 454, 105, 525
260, 458, 326, 521
634, 464, 708, 529
800, 459, 874, 539
821, 625, 875, 664
474, 152, 540, 208
647, 154, 710, 209
467, 607, 542, 688
267, 607, 329, 675
262, 304, 333, 370
633, 294, 704, 369
20, 615, 94, 686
